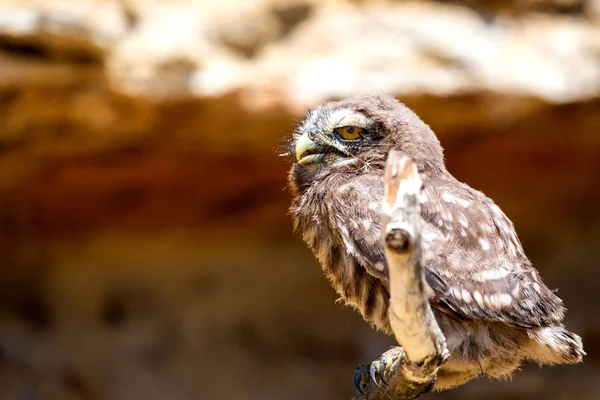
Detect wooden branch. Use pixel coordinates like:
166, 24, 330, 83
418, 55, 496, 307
353, 151, 449, 400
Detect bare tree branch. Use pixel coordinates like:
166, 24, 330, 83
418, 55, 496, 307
352, 151, 449, 400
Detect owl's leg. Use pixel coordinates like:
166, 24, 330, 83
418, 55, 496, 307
354, 346, 406, 392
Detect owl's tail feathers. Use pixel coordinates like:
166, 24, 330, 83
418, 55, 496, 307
527, 326, 585, 365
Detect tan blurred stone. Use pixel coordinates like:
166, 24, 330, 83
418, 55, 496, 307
0, 0, 128, 59
587, 0, 600, 17
0, 0, 598, 140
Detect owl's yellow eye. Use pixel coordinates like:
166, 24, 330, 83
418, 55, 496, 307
335, 126, 363, 141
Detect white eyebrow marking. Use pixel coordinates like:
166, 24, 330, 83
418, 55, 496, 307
328, 108, 369, 128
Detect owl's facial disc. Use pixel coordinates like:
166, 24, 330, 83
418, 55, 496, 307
294, 109, 369, 166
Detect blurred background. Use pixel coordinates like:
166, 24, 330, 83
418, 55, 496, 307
0, 0, 599, 399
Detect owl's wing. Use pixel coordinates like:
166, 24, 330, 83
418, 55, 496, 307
419, 182, 565, 329
422, 227, 565, 329
334, 175, 565, 329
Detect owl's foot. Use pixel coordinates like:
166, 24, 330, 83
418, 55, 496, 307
354, 346, 405, 393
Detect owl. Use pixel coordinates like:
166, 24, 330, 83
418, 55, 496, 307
287, 94, 584, 392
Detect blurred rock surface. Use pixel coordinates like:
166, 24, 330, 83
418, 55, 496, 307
0, 0, 598, 399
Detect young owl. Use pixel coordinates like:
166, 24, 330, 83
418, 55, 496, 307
287, 94, 583, 392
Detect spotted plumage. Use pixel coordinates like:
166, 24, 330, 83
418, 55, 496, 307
287, 94, 583, 390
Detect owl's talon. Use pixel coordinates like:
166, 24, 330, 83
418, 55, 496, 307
380, 361, 390, 385
354, 346, 405, 392
380, 347, 404, 383
354, 364, 371, 393
369, 361, 381, 386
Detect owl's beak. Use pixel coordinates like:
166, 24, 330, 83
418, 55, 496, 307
295, 131, 323, 166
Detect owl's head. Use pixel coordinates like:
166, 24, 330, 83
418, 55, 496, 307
289, 94, 445, 189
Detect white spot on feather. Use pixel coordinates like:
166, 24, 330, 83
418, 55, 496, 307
488, 294, 500, 308
339, 225, 372, 269
441, 191, 455, 203
480, 223, 493, 233
458, 214, 469, 228
368, 202, 380, 211
461, 289, 472, 303
339, 226, 357, 255
511, 285, 521, 298
337, 183, 352, 194
473, 291, 484, 307
479, 238, 490, 251
499, 293, 512, 307
456, 198, 471, 208
361, 219, 372, 230
484, 294, 491, 306
450, 287, 461, 300
472, 269, 509, 281
508, 242, 517, 257
460, 228, 467, 237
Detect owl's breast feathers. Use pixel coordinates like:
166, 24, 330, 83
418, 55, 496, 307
291, 171, 565, 333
